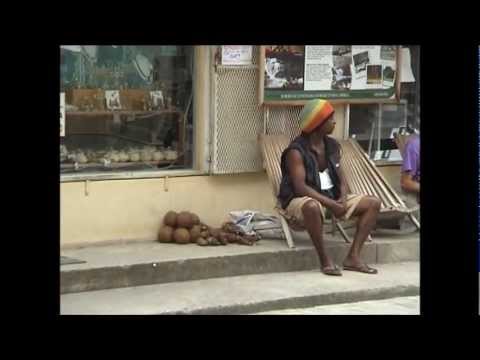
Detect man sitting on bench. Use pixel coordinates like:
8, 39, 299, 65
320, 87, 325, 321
278, 99, 381, 276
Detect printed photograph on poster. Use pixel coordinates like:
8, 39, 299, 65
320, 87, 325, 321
60, 92, 65, 137
382, 66, 396, 87
150, 90, 164, 110
332, 45, 352, 57
332, 49, 352, 90
353, 51, 370, 74
333, 55, 352, 68
264, 45, 304, 90
380, 46, 396, 61
366, 65, 382, 85
331, 65, 352, 90
105, 90, 121, 110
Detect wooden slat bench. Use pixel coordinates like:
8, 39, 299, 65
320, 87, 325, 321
259, 134, 419, 249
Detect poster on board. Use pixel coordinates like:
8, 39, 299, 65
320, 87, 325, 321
259, 45, 400, 105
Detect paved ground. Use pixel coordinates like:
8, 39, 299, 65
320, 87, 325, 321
254, 296, 420, 315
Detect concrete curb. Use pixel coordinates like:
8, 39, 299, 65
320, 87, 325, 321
157, 285, 420, 315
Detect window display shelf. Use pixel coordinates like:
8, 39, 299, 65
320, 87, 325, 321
60, 160, 176, 170
66, 109, 183, 117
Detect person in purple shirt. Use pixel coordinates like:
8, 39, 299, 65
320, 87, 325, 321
401, 133, 420, 203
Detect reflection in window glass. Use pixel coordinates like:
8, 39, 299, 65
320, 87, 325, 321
60, 45, 194, 175
349, 46, 420, 162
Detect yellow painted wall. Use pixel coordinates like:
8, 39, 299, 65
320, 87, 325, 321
61, 173, 276, 248
61, 166, 401, 249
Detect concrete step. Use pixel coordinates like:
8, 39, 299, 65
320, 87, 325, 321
60, 261, 420, 315
254, 296, 420, 315
61, 231, 419, 294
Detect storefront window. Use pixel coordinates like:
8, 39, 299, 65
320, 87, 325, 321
348, 45, 420, 163
60, 46, 195, 176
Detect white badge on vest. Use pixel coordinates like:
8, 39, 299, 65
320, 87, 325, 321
319, 169, 334, 190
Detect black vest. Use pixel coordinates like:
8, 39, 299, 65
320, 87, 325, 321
278, 135, 342, 209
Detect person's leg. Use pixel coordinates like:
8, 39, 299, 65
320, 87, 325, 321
402, 190, 420, 222
301, 200, 340, 275
343, 196, 381, 272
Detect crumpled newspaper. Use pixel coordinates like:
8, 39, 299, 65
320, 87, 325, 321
228, 210, 284, 239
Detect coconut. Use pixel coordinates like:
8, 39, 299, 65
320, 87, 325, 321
197, 237, 208, 246
190, 213, 200, 226
158, 225, 174, 243
163, 211, 177, 227
218, 232, 229, 245
225, 233, 238, 243
209, 228, 221, 240
190, 225, 202, 242
173, 228, 191, 244
176, 211, 194, 229
207, 236, 220, 246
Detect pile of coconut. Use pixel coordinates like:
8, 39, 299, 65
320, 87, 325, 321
158, 211, 259, 246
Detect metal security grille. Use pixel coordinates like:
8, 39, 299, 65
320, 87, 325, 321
212, 46, 303, 174
213, 65, 264, 173
264, 106, 303, 140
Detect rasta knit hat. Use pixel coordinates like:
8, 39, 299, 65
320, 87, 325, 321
299, 99, 335, 134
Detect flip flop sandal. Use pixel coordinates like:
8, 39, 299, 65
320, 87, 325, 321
343, 264, 378, 274
322, 264, 342, 276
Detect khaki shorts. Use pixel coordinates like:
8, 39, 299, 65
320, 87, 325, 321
278, 194, 366, 228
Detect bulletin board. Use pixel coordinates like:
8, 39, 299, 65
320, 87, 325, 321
259, 45, 401, 105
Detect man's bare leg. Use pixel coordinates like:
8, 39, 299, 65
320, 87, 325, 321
343, 196, 381, 273
302, 200, 341, 275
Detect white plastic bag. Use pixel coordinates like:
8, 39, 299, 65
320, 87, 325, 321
228, 210, 283, 239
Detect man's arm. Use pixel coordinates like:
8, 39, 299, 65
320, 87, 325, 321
336, 164, 348, 204
286, 149, 346, 217
400, 140, 420, 194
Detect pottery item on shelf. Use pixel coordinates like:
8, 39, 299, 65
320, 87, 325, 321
140, 149, 152, 162
119, 151, 129, 162
164, 149, 178, 161
76, 151, 88, 164
152, 150, 165, 161
129, 150, 140, 162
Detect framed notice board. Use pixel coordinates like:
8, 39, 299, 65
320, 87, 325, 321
259, 45, 401, 105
